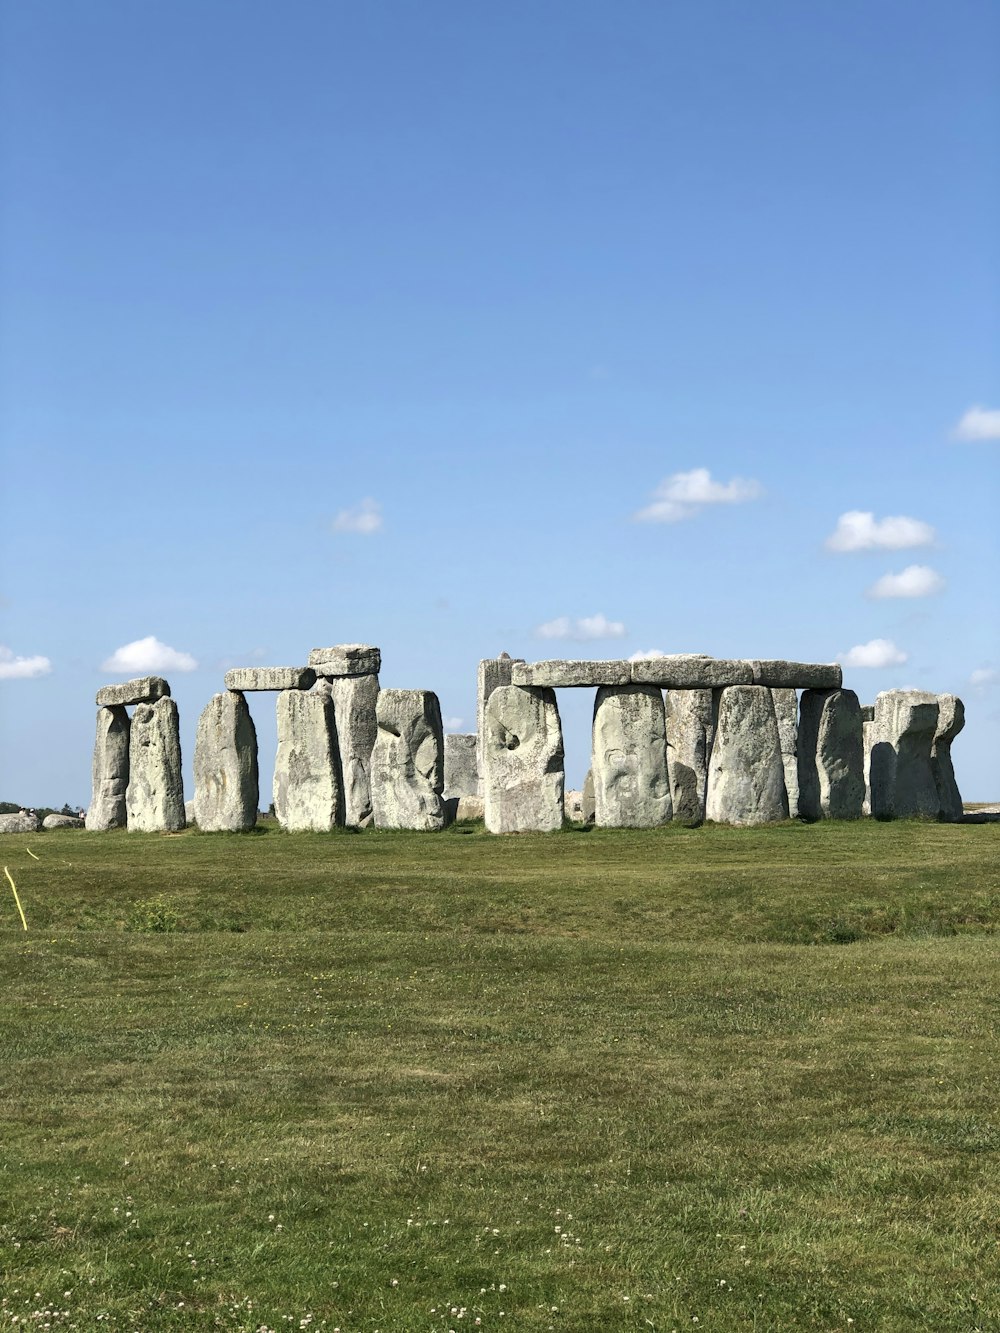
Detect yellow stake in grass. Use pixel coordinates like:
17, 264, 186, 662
4, 866, 28, 931
26, 847, 40, 861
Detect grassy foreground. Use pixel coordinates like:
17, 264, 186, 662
2, 819, 999, 1332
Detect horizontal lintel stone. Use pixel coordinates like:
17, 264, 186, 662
96, 676, 171, 707
751, 660, 843, 690
510, 659, 632, 688
224, 667, 316, 692
630, 656, 753, 688
308, 644, 381, 677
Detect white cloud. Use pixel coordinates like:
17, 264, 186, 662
0, 645, 52, 680
628, 649, 668, 661
633, 468, 763, 523
837, 638, 909, 669
825, 510, 935, 552
442, 716, 465, 732
535, 613, 626, 641
866, 564, 945, 599
970, 667, 997, 688
332, 497, 383, 534
952, 405, 1000, 441
101, 635, 197, 674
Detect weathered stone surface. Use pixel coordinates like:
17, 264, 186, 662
308, 644, 381, 677
705, 686, 788, 826
224, 667, 315, 692
444, 733, 480, 798
314, 673, 379, 826
371, 689, 446, 830
771, 688, 799, 820
797, 689, 864, 820
42, 813, 83, 829
185, 800, 196, 826
483, 685, 564, 833
750, 660, 842, 690
664, 689, 716, 824
592, 685, 671, 828
632, 656, 753, 688
455, 795, 485, 822
96, 676, 170, 707
862, 720, 874, 816
477, 654, 522, 775
87, 705, 131, 831
273, 690, 343, 831
193, 691, 259, 832
127, 698, 185, 832
581, 769, 595, 824
931, 694, 965, 822
860, 705, 875, 723
870, 691, 940, 820
564, 790, 584, 821
0, 812, 39, 833
510, 659, 632, 688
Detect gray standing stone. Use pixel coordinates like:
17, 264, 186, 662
592, 684, 671, 827
870, 691, 941, 820
931, 694, 965, 822
581, 769, 596, 824
314, 673, 380, 826
193, 691, 259, 832
444, 732, 480, 798
797, 689, 864, 820
273, 690, 343, 831
862, 719, 874, 816
96, 676, 170, 707
127, 697, 185, 832
477, 654, 521, 776
705, 686, 788, 826
87, 704, 131, 831
483, 685, 564, 833
371, 689, 446, 831
308, 644, 381, 677
564, 790, 584, 821
664, 689, 716, 825
771, 688, 799, 820
224, 666, 315, 692
0, 812, 40, 833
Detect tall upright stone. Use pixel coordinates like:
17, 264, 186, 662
273, 690, 343, 831
193, 691, 259, 832
869, 691, 940, 820
862, 714, 874, 815
477, 654, 523, 775
664, 688, 715, 825
371, 689, 446, 831
483, 685, 564, 833
315, 674, 380, 826
931, 694, 965, 822
592, 684, 671, 827
86, 705, 130, 831
444, 732, 480, 798
771, 688, 799, 819
127, 697, 185, 832
705, 686, 788, 826
797, 688, 864, 820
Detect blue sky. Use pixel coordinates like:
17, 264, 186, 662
1, 0, 998, 801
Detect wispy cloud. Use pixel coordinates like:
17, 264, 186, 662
866, 564, 945, 599
837, 638, 908, 668
628, 649, 668, 661
536, 613, 626, 641
101, 635, 197, 674
332, 497, 383, 535
442, 715, 465, 731
952, 405, 1000, 441
826, 511, 935, 552
0, 645, 52, 680
633, 468, 763, 523
970, 667, 997, 688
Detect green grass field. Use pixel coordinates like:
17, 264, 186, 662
2, 819, 999, 1332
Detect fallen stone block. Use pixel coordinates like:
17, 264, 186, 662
87, 704, 131, 831
224, 666, 315, 692
127, 697, 186, 832
193, 691, 259, 832
96, 676, 170, 707
371, 689, 446, 831
273, 690, 343, 831
0, 812, 39, 833
870, 691, 940, 820
592, 684, 671, 827
705, 686, 788, 825
42, 813, 83, 829
483, 685, 564, 833
308, 644, 381, 677
797, 689, 864, 820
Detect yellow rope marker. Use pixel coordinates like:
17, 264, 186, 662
26, 848, 40, 861
4, 866, 28, 931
